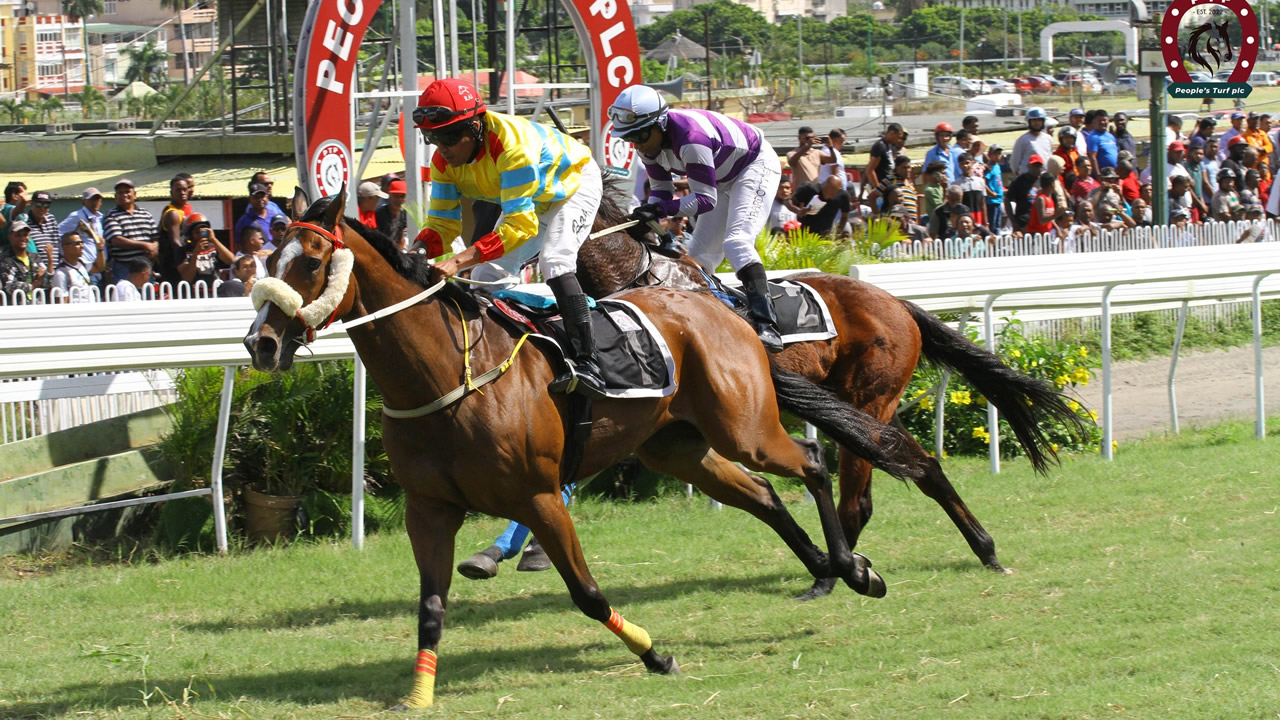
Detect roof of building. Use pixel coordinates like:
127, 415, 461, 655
643, 31, 718, 62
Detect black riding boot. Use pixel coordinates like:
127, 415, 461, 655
547, 274, 608, 398
737, 262, 785, 354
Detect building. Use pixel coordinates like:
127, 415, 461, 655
0, 6, 87, 99
672, 0, 849, 23
630, 0, 675, 27
929, 0, 1170, 19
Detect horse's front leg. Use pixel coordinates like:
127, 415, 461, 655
391, 495, 465, 712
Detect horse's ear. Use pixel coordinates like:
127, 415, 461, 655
326, 184, 346, 228
291, 186, 309, 221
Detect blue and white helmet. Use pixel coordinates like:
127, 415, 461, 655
608, 85, 670, 135
1025, 107, 1047, 121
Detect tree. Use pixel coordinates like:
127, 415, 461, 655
63, 0, 104, 89
0, 98, 33, 125
636, 0, 773, 53
35, 96, 64, 123
120, 39, 171, 87
158, 0, 194, 85
73, 86, 107, 118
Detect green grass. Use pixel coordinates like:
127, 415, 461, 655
3, 420, 1280, 719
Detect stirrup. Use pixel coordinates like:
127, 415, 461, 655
549, 360, 608, 398
757, 323, 785, 354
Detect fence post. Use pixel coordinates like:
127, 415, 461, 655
351, 355, 367, 549
1168, 301, 1189, 434
1254, 274, 1270, 440
210, 366, 235, 554
1101, 285, 1116, 461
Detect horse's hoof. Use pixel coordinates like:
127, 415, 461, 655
516, 543, 552, 572
796, 576, 837, 602
852, 551, 872, 568
861, 569, 888, 599
640, 648, 679, 675
457, 546, 502, 580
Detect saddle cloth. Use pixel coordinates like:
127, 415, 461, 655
704, 277, 838, 346
488, 291, 677, 399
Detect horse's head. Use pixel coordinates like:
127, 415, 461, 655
244, 186, 360, 371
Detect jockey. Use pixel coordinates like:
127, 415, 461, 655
412, 78, 607, 398
610, 85, 785, 352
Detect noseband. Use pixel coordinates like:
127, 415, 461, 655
250, 220, 355, 343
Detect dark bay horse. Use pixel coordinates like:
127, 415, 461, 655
243, 189, 941, 710
578, 198, 1087, 595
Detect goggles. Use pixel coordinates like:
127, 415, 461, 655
620, 126, 654, 144
412, 101, 481, 128
422, 122, 471, 148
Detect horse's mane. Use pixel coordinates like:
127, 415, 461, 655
301, 195, 478, 313
593, 175, 633, 233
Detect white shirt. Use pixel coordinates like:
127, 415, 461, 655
769, 198, 797, 231
114, 279, 143, 302
817, 145, 847, 188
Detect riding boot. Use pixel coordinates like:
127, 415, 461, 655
736, 262, 785, 354
547, 274, 608, 398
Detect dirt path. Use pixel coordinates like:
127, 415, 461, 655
1072, 345, 1280, 440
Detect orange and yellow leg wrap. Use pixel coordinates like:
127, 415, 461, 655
603, 608, 653, 656
402, 649, 437, 709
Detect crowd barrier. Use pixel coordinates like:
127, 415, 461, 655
0, 279, 229, 306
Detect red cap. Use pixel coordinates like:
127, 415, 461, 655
387, 179, 407, 194
1028, 154, 1045, 165
1228, 135, 1246, 146
414, 78, 486, 129
1169, 141, 1186, 152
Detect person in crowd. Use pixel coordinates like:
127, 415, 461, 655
1191, 116, 1216, 144
1112, 112, 1136, 159
1054, 209, 1082, 252
176, 172, 196, 210
1012, 108, 1054, 176
268, 213, 287, 251
113, 256, 153, 302
889, 204, 929, 243
103, 179, 157, 283
869, 155, 917, 219
793, 176, 852, 236
25, 190, 61, 269
920, 160, 949, 223
375, 177, 409, 247
962, 115, 981, 143
923, 123, 959, 185
0, 220, 47, 298
1219, 137, 1249, 181
1044, 156, 1070, 222
1243, 113, 1274, 183
1168, 175, 1193, 223
354, 180, 386, 230
1087, 167, 1131, 225
1, 181, 28, 250
1237, 204, 1271, 242
176, 213, 235, 287
235, 225, 270, 279
873, 184, 904, 221
1094, 196, 1136, 230
1083, 109, 1118, 172
1202, 137, 1221, 200
1166, 113, 1186, 149
1007, 154, 1044, 232
1053, 126, 1080, 180
769, 178, 799, 233
1218, 112, 1246, 160
57, 188, 106, 285
1171, 207, 1201, 245
1117, 159, 1142, 204
864, 123, 904, 192
249, 171, 286, 218
216, 255, 259, 297
1073, 203, 1104, 242
787, 126, 824, 187
1183, 141, 1211, 222
984, 145, 1005, 231
1241, 169, 1262, 208
950, 207, 993, 241
1130, 196, 1153, 227
1071, 156, 1100, 203
1027, 173, 1057, 236
1212, 168, 1242, 222
157, 175, 192, 282
233, 182, 277, 251
52, 230, 105, 303
1066, 107, 1089, 155
957, 152, 986, 223
929, 185, 966, 239
818, 128, 847, 188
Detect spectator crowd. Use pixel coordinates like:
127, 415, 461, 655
0, 172, 412, 303
769, 108, 1279, 248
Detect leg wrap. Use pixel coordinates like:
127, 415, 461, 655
603, 608, 653, 656
403, 649, 437, 709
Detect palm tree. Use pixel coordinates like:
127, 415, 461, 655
0, 98, 33, 125
74, 86, 107, 119
36, 96, 64, 123
63, 0, 104, 89
158, 0, 194, 85
120, 39, 171, 87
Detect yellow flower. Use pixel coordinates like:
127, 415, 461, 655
950, 390, 972, 405
1112, 440, 1118, 452
972, 426, 990, 441
1010, 349, 1022, 358
1079, 346, 1089, 357
1050, 443, 1059, 453
915, 394, 935, 413
1073, 367, 1091, 385
1055, 374, 1070, 388
1068, 400, 1081, 412
1089, 410, 1099, 422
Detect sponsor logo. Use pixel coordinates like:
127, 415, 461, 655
313, 141, 351, 197
1162, 0, 1258, 98
603, 122, 636, 173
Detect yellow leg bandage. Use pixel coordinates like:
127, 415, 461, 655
402, 649, 437, 709
603, 608, 653, 655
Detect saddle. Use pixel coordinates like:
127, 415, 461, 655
685, 266, 838, 345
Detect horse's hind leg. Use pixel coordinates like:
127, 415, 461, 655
635, 424, 837, 600
519, 490, 679, 675
392, 494, 466, 711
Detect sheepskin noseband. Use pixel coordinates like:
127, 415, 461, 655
251, 245, 354, 336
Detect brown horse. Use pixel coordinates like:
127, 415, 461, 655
578, 197, 1087, 596
243, 189, 940, 710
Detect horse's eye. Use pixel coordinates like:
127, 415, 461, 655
305, 256, 322, 272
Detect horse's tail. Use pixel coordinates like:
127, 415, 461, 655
769, 361, 929, 481
901, 299, 1089, 475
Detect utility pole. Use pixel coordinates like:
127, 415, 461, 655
1003, 13, 1008, 74
704, 8, 713, 110
824, 42, 831, 105
1017, 11, 1023, 65
798, 14, 808, 104
959, 3, 965, 77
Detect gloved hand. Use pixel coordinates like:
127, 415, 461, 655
629, 202, 664, 226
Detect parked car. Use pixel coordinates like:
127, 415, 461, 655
1011, 77, 1035, 93
1188, 71, 1216, 83
1248, 71, 1280, 86
1214, 69, 1233, 81
980, 78, 1017, 93
931, 76, 982, 96
1115, 75, 1138, 91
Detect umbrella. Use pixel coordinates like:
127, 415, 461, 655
112, 81, 158, 102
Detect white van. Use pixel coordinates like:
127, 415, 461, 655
931, 76, 980, 97
1248, 71, 1279, 87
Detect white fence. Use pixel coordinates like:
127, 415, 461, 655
0, 279, 230, 306
1, 371, 176, 445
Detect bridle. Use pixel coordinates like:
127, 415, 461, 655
249, 220, 358, 343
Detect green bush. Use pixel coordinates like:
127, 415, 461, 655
900, 317, 1103, 460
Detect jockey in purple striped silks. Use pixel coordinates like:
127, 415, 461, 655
610, 85, 784, 353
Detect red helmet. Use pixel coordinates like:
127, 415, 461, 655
413, 78, 486, 130
183, 212, 210, 232
934, 122, 954, 134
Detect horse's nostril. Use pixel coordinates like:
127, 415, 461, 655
256, 335, 279, 364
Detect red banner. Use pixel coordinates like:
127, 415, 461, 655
562, 0, 642, 176
294, 0, 385, 199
